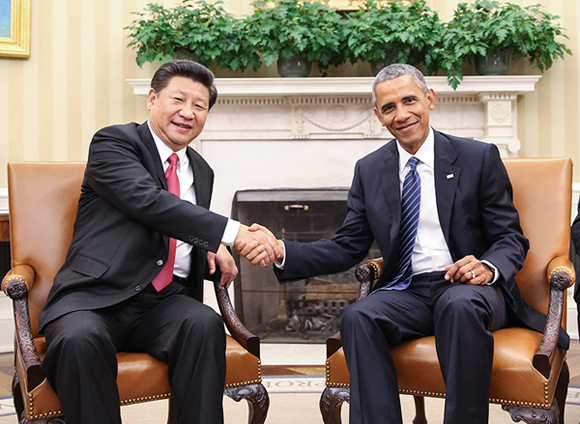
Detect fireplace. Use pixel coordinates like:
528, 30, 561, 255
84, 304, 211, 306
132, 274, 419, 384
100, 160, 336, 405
232, 188, 380, 343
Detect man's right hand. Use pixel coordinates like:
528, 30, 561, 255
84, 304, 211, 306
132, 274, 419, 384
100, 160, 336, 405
234, 223, 283, 266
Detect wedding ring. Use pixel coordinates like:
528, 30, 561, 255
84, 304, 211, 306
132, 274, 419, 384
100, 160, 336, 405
470, 270, 476, 279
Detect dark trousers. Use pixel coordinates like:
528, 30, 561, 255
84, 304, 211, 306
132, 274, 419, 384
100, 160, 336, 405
41, 282, 227, 424
340, 271, 508, 424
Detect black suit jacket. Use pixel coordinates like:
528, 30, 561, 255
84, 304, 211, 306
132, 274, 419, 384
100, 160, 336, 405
276, 130, 569, 348
570, 203, 580, 308
39, 122, 228, 332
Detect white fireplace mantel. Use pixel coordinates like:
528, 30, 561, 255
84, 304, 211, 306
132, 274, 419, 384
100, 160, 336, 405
128, 75, 540, 159
128, 75, 541, 97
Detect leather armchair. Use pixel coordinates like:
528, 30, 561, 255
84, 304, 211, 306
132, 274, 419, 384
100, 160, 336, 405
320, 157, 575, 424
2, 162, 269, 424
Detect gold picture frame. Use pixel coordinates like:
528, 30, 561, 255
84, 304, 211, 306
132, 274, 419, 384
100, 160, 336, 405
0, 0, 31, 58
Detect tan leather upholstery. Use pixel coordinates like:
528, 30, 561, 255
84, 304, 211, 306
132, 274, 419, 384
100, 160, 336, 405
327, 328, 565, 409
324, 158, 574, 418
4, 162, 264, 422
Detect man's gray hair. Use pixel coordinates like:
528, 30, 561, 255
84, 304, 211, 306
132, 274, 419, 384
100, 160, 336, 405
372, 64, 429, 107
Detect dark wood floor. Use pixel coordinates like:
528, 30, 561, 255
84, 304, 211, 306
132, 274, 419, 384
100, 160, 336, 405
0, 341, 578, 397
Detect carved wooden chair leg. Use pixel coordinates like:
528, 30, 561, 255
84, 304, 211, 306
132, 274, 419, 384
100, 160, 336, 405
554, 360, 569, 423
412, 395, 428, 424
36, 419, 65, 424
502, 401, 560, 424
21, 415, 66, 424
501, 359, 569, 424
224, 383, 270, 424
12, 371, 25, 421
10, 372, 66, 424
320, 386, 350, 424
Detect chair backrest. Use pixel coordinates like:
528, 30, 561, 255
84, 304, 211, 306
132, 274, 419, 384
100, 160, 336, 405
503, 158, 572, 320
8, 162, 86, 337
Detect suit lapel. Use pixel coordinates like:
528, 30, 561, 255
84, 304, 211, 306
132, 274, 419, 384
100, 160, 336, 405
186, 147, 210, 295
187, 147, 211, 209
433, 131, 460, 246
380, 141, 402, 243
137, 122, 167, 189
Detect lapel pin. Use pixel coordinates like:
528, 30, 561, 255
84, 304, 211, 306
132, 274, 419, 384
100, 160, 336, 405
447, 174, 454, 179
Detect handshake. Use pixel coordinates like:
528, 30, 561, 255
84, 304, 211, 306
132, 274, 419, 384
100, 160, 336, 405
234, 223, 284, 267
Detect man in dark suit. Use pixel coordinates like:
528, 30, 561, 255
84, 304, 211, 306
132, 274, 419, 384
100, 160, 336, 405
257, 64, 567, 424
39, 60, 280, 424
570, 204, 580, 330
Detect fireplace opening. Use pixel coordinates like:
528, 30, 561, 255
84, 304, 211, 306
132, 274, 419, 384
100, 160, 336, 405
232, 188, 380, 343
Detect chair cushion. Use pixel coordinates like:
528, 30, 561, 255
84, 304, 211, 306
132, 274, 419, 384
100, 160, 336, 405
326, 327, 565, 409
20, 335, 261, 421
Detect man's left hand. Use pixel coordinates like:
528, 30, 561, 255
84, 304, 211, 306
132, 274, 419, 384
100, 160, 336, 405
207, 244, 238, 289
444, 255, 493, 285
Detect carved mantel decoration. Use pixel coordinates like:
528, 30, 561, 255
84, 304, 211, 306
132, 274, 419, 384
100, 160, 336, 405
129, 75, 540, 158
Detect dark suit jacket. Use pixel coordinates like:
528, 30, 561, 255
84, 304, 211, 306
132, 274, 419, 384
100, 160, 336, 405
570, 205, 580, 309
39, 122, 228, 332
276, 130, 569, 348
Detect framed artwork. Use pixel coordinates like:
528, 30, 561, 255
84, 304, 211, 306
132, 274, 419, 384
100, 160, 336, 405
0, 0, 30, 58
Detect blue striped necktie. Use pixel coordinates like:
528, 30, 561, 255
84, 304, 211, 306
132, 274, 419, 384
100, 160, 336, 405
383, 156, 421, 291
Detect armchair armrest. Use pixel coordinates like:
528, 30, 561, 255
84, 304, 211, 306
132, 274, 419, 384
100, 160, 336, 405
533, 256, 576, 379
355, 258, 384, 299
2, 264, 35, 296
213, 281, 260, 359
204, 257, 261, 358
2, 265, 45, 391
326, 258, 385, 358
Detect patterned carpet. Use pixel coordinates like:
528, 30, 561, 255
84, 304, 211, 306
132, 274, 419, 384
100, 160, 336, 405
1, 387, 580, 424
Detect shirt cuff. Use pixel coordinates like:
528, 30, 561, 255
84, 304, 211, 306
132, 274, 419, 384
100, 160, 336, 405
274, 241, 287, 269
481, 260, 499, 285
221, 219, 241, 247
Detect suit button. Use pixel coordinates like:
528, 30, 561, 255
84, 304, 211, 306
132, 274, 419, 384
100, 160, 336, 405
203, 241, 210, 247
135, 285, 142, 292
188, 235, 195, 242
193, 237, 199, 244
156, 260, 164, 266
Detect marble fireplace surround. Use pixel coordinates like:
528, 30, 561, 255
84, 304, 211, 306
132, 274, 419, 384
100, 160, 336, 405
128, 75, 541, 220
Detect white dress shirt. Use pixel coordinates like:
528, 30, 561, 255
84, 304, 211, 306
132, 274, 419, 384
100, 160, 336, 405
397, 127, 497, 282
148, 122, 240, 278
396, 127, 453, 274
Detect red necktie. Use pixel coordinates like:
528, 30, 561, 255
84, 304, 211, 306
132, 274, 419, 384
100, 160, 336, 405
151, 153, 180, 291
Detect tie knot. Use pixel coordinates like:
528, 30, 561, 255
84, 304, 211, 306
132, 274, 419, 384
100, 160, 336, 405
408, 156, 419, 170
168, 153, 179, 167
